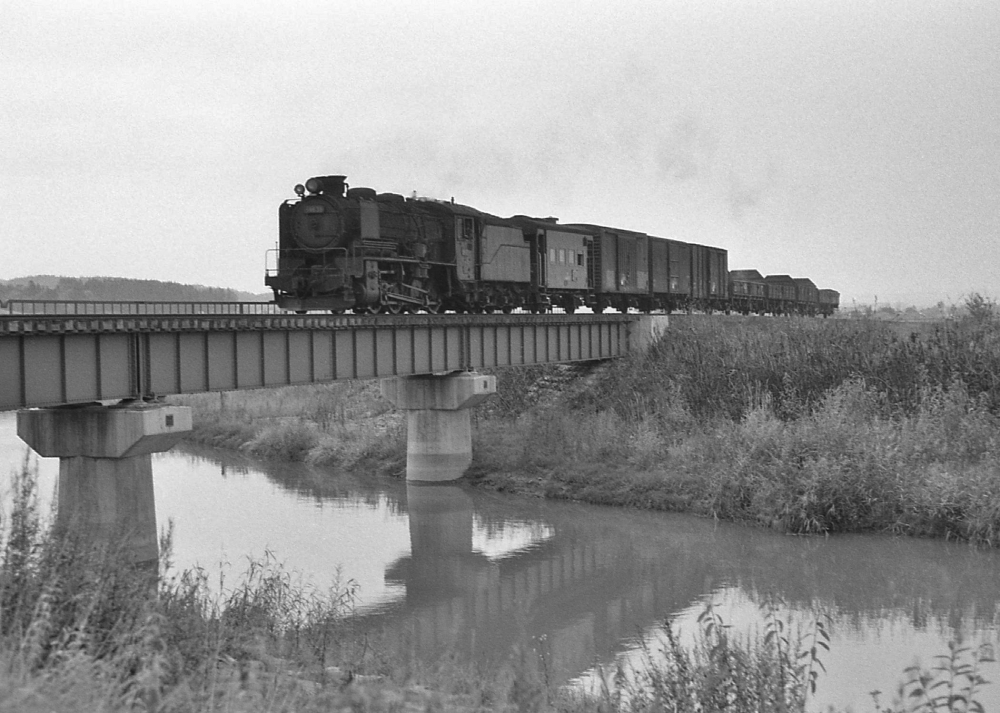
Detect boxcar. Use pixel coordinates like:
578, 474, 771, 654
764, 275, 797, 314
691, 244, 729, 311
792, 278, 819, 315
818, 288, 841, 316
568, 224, 649, 312
729, 269, 766, 314
649, 237, 694, 312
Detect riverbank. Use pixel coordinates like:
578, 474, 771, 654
176, 308, 1000, 547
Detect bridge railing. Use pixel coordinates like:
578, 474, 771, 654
0, 300, 282, 317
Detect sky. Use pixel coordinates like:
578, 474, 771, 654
2, 0, 998, 306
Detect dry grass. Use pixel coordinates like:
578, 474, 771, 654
169, 382, 406, 473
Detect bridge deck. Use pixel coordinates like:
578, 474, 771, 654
0, 312, 634, 410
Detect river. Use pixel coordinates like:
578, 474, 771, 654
1, 410, 998, 711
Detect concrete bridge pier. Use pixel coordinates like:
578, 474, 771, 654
16, 404, 192, 566
381, 372, 496, 482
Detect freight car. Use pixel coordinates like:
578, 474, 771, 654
728, 269, 766, 315
265, 175, 837, 316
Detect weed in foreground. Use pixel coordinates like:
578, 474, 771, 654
871, 639, 995, 713
580, 598, 828, 713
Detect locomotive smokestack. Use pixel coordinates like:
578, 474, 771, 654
305, 175, 347, 196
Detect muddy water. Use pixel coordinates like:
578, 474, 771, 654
1, 410, 998, 711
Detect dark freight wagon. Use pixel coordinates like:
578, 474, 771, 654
691, 244, 729, 312
649, 237, 693, 312
729, 269, 766, 314
792, 278, 819, 315
764, 275, 797, 314
818, 289, 841, 317
570, 224, 649, 313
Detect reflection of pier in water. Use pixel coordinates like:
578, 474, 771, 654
377, 484, 719, 684
183, 444, 1000, 687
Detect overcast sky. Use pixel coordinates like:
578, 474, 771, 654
3, 0, 998, 305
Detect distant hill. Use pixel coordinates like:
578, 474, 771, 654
0, 276, 270, 303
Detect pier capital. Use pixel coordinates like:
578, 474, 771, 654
381, 371, 496, 411
17, 404, 192, 459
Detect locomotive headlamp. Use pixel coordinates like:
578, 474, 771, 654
304, 175, 348, 196
294, 184, 305, 196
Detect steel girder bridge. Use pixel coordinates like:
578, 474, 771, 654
0, 300, 636, 411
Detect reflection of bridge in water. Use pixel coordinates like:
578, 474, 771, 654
367, 484, 1000, 686
187, 445, 1000, 688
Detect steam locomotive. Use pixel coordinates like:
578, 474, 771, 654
265, 175, 839, 316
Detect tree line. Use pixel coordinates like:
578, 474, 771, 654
0, 276, 265, 303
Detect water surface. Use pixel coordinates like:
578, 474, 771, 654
1, 411, 998, 711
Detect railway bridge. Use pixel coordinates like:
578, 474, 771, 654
1, 300, 667, 563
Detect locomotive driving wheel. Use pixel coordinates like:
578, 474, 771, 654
420, 283, 443, 314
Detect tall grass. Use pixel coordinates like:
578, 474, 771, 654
580, 313, 1000, 422
471, 311, 1000, 546
0, 462, 380, 712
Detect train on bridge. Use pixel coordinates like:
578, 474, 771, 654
265, 175, 839, 317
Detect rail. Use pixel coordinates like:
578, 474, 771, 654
0, 300, 282, 317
